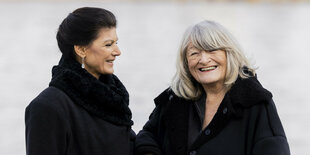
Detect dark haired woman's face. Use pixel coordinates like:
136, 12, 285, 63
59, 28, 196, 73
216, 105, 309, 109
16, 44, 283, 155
84, 28, 120, 78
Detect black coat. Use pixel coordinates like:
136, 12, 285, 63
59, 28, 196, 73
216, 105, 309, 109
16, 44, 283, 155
135, 76, 290, 155
25, 57, 135, 155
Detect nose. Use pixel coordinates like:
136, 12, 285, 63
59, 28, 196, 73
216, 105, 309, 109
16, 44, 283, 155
112, 45, 121, 56
199, 51, 211, 64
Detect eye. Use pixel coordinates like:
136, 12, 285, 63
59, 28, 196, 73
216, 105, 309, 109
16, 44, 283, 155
209, 48, 224, 52
190, 52, 199, 56
105, 41, 118, 47
188, 49, 200, 56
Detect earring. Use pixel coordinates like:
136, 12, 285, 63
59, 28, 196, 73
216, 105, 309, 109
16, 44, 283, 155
81, 57, 85, 68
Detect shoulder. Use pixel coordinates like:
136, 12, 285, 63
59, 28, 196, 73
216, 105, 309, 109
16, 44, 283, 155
154, 87, 186, 106
154, 88, 173, 106
229, 76, 273, 108
28, 86, 71, 107
241, 98, 286, 138
26, 86, 72, 118
25, 87, 72, 148
31, 86, 69, 102
153, 87, 192, 119
258, 99, 286, 136
247, 99, 290, 154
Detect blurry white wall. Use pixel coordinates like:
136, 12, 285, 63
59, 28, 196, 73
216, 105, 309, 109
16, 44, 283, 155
0, 1, 309, 154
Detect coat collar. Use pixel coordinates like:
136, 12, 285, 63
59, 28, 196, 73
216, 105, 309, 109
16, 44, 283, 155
155, 75, 273, 117
154, 74, 273, 153
155, 88, 190, 155
49, 56, 133, 126
189, 76, 273, 150
227, 75, 273, 117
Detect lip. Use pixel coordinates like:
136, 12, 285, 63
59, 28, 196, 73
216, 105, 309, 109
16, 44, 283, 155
106, 59, 115, 65
199, 65, 217, 72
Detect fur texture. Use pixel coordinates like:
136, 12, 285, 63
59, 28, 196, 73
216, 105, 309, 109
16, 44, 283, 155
49, 56, 133, 126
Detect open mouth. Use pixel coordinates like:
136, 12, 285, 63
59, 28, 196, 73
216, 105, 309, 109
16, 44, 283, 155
106, 60, 114, 63
199, 66, 217, 72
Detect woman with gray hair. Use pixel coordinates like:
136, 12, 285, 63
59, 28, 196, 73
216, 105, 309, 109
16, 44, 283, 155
135, 20, 290, 155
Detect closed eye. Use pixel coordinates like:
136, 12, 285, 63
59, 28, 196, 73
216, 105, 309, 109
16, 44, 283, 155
208, 48, 224, 52
105, 41, 115, 47
208, 49, 217, 52
190, 52, 199, 56
104, 40, 118, 47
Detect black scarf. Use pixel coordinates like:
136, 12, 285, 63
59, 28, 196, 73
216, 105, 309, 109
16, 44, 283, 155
49, 56, 133, 126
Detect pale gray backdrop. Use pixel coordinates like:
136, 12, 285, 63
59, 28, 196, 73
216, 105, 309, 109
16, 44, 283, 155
0, 1, 309, 155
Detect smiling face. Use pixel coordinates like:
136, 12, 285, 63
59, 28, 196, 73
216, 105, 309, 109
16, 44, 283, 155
76, 27, 120, 79
186, 42, 227, 89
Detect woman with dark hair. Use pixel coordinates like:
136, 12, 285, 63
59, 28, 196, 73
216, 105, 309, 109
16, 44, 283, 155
135, 20, 290, 155
25, 7, 135, 155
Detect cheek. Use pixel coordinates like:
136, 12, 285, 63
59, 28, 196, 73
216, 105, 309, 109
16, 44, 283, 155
220, 53, 227, 65
86, 48, 100, 59
222, 58, 227, 70
93, 49, 108, 61
187, 59, 196, 69
220, 59, 227, 76
215, 54, 227, 68
87, 51, 106, 67
188, 60, 200, 77
187, 62, 196, 75
187, 63, 199, 80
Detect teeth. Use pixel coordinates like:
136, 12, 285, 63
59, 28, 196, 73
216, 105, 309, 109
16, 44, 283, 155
200, 66, 216, 71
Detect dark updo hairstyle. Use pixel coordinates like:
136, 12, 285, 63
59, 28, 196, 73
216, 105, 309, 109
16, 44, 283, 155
56, 7, 117, 59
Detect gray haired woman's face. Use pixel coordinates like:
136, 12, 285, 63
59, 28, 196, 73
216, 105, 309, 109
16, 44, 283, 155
186, 42, 227, 89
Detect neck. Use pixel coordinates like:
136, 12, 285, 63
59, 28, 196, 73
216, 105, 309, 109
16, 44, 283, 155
203, 82, 227, 105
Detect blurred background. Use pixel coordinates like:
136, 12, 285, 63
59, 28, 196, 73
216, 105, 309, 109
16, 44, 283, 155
1, 0, 309, 154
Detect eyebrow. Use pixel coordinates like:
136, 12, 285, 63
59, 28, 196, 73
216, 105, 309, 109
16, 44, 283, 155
187, 46, 196, 50
103, 38, 118, 43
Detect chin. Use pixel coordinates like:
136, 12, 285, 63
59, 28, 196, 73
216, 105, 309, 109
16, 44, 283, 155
199, 78, 219, 85
201, 81, 215, 85
103, 69, 114, 75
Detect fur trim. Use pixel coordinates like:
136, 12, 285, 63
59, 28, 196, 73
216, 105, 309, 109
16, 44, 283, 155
49, 56, 133, 126
229, 76, 272, 107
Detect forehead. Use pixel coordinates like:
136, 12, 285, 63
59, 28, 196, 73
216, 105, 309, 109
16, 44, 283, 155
95, 27, 118, 41
186, 41, 201, 52
187, 42, 196, 49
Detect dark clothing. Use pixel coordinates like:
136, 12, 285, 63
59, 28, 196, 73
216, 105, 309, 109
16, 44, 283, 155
135, 76, 290, 155
25, 57, 135, 155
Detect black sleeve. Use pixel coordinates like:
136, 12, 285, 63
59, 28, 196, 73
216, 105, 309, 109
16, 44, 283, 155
252, 100, 290, 155
135, 104, 163, 155
25, 99, 69, 155
130, 129, 136, 155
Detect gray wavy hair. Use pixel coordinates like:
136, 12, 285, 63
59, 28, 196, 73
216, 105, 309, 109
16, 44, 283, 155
171, 20, 255, 100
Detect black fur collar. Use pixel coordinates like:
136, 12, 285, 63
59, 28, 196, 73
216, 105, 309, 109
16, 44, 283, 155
227, 76, 272, 108
49, 56, 133, 126
156, 74, 273, 118
154, 75, 273, 153
157, 74, 272, 108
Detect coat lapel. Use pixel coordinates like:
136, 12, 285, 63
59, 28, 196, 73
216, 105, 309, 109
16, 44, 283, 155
164, 93, 191, 155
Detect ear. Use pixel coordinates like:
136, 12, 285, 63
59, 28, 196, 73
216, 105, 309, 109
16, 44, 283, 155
74, 45, 86, 58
